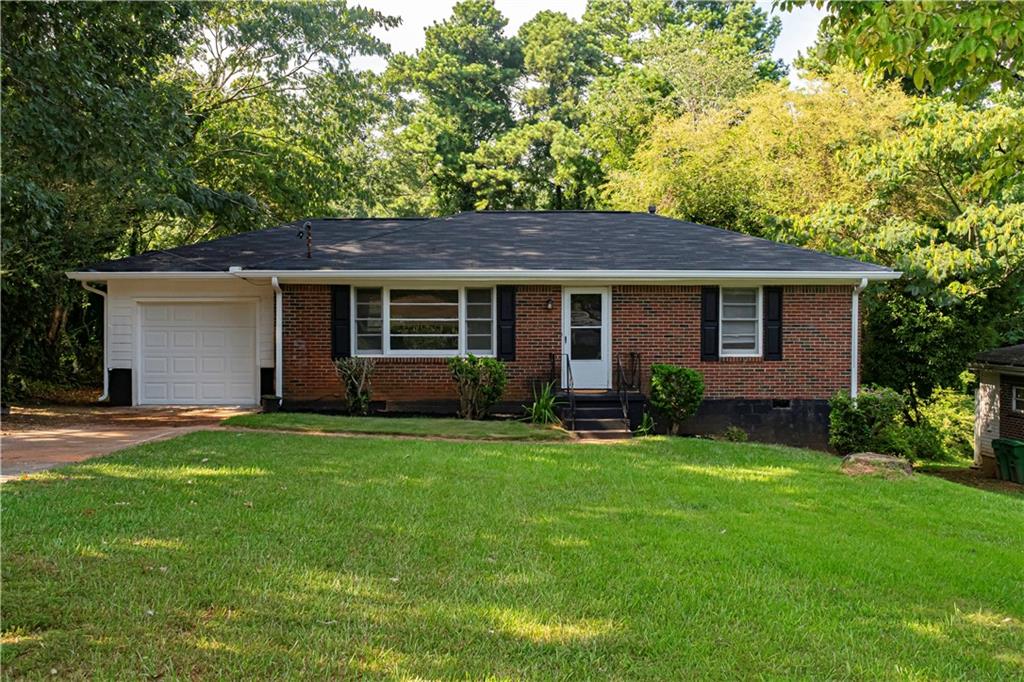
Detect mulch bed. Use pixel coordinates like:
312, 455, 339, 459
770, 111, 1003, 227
919, 465, 1024, 497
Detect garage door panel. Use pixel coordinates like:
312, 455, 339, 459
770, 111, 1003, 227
143, 330, 169, 349
142, 383, 169, 401
139, 302, 257, 406
144, 357, 170, 374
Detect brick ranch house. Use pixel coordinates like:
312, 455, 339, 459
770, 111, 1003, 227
67, 211, 899, 446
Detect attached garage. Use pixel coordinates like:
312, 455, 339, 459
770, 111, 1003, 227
138, 301, 259, 405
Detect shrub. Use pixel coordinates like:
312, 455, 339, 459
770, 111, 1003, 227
649, 364, 705, 435
524, 381, 561, 425
448, 354, 508, 420
878, 422, 944, 462
828, 386, 904, 454
722, 425, 748, 442
333, 357, 376, 415
917, 386, 974, 461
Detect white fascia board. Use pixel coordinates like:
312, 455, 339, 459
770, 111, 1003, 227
67, 269, 902, 283
66, 271, 238, 281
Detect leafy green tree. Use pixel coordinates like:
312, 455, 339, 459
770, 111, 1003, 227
644, 25, 762, 125
389, 0, 522, 211
607, 71, 911, 230
1, 2, 198, 394
151, 2, 395, 246
781, 0, 1024, 100
673, 1, 786, 80
518, 11, 604, 121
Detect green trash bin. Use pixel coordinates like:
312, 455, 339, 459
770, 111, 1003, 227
992, 438, 1024, 483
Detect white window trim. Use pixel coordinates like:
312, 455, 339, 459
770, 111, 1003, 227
719, 286, 762, 358
1013, 385, 1024, 413
351, 285, 496, 358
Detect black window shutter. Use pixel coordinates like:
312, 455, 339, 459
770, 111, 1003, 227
700, 286, 719, 361
763, 286, 783, 361
331, 285, 351, 359
496, 285, 516, 361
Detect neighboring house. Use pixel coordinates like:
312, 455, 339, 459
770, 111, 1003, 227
971, 344, 1024, 475
67, 211, 898, 446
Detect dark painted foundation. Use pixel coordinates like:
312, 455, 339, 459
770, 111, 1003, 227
278, 394, 830, 449
674, 399, 831, 450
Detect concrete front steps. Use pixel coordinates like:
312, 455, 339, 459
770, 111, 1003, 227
558, 392, 635, 440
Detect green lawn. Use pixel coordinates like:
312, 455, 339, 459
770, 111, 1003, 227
3, 433, 1022, 679
223, 412, 571, 441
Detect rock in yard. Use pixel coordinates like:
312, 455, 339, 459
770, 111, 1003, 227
841, 452, 913, 477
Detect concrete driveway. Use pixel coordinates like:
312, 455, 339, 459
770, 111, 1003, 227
1, 406, 252, 481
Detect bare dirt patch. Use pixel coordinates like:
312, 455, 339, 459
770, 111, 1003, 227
2, 405, 248, 433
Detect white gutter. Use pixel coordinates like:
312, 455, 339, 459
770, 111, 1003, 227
850, 277, 868, 398
80, 281, 109, 402
66, 269, 902, 282
271, 276, 283, 405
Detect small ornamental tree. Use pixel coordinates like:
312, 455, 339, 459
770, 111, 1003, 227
333, 357, 376, 416
649, 364, 705, 435
448, 355, 508, 420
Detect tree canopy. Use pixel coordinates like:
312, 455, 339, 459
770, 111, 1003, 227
1, 0, 1021, 402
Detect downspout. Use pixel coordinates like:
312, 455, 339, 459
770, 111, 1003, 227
850, 277, 868, 398
271, 276, 283, 406
80, 281, 109, 402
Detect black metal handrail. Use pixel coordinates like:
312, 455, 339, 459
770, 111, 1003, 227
616, 355, 629, 423
616, 352, 642, 429
564, 353, 576, 431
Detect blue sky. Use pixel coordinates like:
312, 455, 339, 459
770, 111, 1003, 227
352, 0, 826, 74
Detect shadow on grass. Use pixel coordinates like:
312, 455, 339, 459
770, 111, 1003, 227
3, 431, 1023, 678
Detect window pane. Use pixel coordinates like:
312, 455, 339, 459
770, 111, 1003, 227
467, 335, 492, 351
354, 288, 382, 354
467, 320, 491, 335
466, 303, 491, 319
356, 302, 381, 318
722, 288, 757, 305
722, 303, 757, 318
391, 335, 458, 351
356, 335, 382, 352
390, 289, 458, 304
390, 303, 458, 320
390, 320, 459, 335
570, 294, 602, 326
467, 288, 491, 304
722, 320, 756, 336
356, 320, 382, 334
356, 288, 382, 304
571, 328, 601, 360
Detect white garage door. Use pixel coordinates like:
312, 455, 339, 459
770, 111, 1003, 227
139, 302, 257, 405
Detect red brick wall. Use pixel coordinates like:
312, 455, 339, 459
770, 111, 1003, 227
612, 285, 853, 399
282, 284, 561, 403
282, 283, 854, 404
999, 375, 1024, 440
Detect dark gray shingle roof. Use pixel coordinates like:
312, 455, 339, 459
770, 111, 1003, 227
974, 344, 1024, 369
78, 211, 893, 274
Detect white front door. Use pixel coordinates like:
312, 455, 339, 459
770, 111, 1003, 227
562, 287, 611, 389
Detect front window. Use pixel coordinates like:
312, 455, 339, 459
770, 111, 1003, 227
389, 289, 459, 351
720, 287, 761, 357
1014, 385, 1024, 413
352, 286, 495, 356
